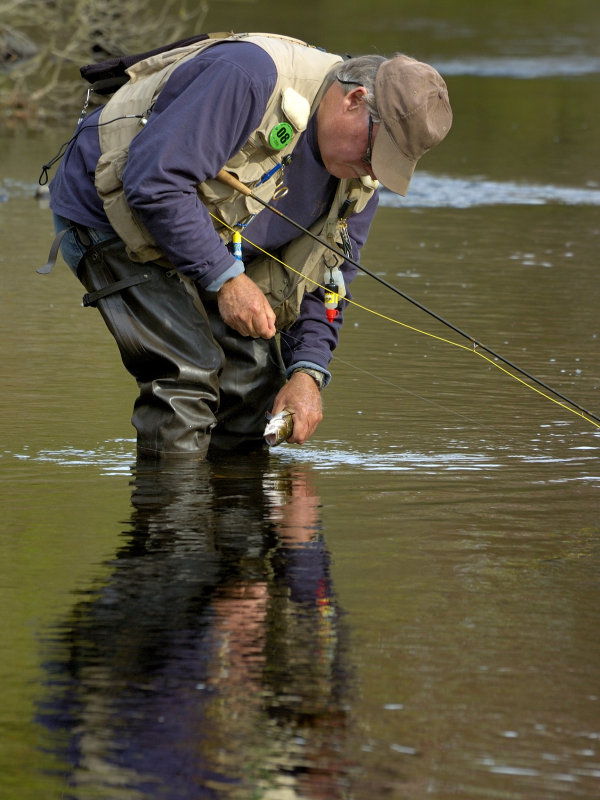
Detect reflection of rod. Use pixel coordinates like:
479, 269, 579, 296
216, 169, 599, 425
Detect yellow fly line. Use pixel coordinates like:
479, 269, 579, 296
210, 212, 600, 430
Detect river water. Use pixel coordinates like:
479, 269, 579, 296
1, 2, 599, 798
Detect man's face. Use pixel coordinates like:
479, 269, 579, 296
317, 83, 379, 182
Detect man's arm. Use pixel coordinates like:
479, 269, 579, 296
279, 189, 380, 375
121, 43, 277, 291
272, 189, 380, 440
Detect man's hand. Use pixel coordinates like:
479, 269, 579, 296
271, 371, 323, 444
217, 273, 276, 339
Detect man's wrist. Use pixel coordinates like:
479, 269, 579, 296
291, 367, 326, 391
205, 258, 245, 293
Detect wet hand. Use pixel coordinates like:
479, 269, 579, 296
217, 273, 276, 339
271, 371, 323, 444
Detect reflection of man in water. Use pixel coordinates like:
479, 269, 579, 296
37, 455, 352, 799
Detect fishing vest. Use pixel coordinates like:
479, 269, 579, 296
94, 32, 378, 328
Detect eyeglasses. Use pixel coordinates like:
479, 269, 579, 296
337, 77, 375, 167
362, 114, 373, 166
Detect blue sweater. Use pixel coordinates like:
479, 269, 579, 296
50, 41, 379, 375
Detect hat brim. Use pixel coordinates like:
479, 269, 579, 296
371, 124, 416, 196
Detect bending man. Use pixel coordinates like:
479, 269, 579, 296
48, 32, 452, 457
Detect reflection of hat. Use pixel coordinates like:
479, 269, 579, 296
372, 54, 452, 195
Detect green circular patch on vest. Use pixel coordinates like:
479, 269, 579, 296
268, 122, 294, 150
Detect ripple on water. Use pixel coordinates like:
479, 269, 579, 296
380, 174, 600, 209
432, 55, 600, 78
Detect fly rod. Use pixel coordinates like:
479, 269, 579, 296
216, 169, 600, 425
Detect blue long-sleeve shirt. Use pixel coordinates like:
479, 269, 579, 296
50, 40, 379, 374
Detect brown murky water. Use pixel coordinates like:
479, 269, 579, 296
1, 2, 599, 798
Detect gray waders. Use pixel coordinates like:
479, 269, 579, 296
74, 235, 286, 457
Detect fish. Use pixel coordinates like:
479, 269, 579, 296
263, 409, 294, 447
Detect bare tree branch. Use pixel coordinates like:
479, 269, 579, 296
0, 0, 210, 127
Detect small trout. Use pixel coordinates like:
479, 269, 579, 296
263, 409, 294, 447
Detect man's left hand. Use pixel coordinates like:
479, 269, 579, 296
271, 371, 323, 444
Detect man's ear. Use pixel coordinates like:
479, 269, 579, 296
343, 85, 367, 111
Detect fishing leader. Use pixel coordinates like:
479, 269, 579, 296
47, 32, 452, 458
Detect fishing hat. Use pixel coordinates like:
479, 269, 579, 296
372, 54, 452, 195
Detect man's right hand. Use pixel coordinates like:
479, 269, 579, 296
217, 273, 277, 339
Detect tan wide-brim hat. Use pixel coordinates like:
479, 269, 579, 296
372, 54, 452, 195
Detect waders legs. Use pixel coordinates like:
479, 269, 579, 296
76, 237, 285, 457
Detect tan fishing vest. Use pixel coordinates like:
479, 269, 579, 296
94, 32, 377, 329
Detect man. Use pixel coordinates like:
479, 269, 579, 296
47, 32, 452, 458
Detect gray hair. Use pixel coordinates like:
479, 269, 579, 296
335, 54, 386, 122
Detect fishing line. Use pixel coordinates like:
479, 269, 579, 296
210, 208, 600, 430
214, 170, 600, 427
285, 329, 489, 430
342, 296, 600, 429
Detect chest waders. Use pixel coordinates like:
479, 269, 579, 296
71, 230, 286, 457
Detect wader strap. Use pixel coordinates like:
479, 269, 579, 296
82, 272, 154, 307
37, 224, 93, 274
38, 227, 71, 274
38, 226, 154, 304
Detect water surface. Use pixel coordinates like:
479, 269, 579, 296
1, 2, 599, 798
